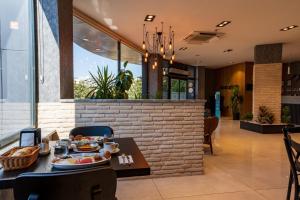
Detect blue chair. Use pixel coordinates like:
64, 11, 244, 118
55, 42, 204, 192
13, 167, 117, 200
70, 126, 114, 137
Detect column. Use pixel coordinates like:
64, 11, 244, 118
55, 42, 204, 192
253, 43, 282, 123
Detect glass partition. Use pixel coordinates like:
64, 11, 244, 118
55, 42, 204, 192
73, 16, 143, 99
0, 0, 35, 146
121, 44, 142, 99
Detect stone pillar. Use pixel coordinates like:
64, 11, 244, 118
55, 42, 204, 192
253, 43, 282, 123
37, 0, 73, 102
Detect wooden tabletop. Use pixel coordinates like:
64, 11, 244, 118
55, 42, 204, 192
0, 137, 150, 189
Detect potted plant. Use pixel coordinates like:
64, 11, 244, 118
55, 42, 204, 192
257, 105, 274, 124
281, 106, 291, 124
115, 61, 133, 99
242, 112, 253, 121
230, 86, 243, 120
86, 66, 115, 99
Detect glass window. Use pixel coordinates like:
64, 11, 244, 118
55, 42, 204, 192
0, 0, 35, 146
121, 44, 142, 99
73, 16, 118, 98
171, 79, 187, 100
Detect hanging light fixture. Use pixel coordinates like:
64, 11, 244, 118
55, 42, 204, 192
142, 22, 175, 68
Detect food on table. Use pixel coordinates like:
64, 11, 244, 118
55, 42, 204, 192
104, 151, 111, 159
77, 144, 98, 152
94, 154, 102, 161
8, 147, 36, 157
76, 157, 93, 164
51, 154, 108, 165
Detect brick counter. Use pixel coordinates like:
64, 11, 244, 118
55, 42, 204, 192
38, 99, 205, 177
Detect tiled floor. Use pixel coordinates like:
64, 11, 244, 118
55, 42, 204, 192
116, 118, 299, 200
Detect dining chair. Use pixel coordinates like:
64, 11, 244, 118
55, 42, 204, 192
13, 167, 117, 200
204, 116, 219, 154
283, 127, 300, 200
70, 126, 114, 137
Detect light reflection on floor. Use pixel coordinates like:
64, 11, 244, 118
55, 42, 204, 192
117, 118, 298, 200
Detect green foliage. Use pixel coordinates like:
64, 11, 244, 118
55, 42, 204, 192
115, 61, 134, 99
230, 86, 243, 115
128, 78, 142, 99
171, 80, 186, 92
86, 66, 115, 99
74, 80, 90, 99
155, 90, 162, 99
242, 112, 253, 121
281, 106, 291, 124
257, 105, 274, 124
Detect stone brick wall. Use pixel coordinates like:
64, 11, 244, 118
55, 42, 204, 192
253, 63, 282, 123
38, 99, 205, 176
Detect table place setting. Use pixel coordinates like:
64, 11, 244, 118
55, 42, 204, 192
118, 153, 134, 165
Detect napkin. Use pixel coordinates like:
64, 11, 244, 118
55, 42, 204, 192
118, 155, 134, 165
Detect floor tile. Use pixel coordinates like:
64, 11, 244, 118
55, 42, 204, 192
153, 173, 250, 199
116, 179, 163, 200
164, 191, 266, 200
256, 188, 290, 200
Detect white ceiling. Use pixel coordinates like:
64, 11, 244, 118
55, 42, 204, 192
73, 0, 300, 68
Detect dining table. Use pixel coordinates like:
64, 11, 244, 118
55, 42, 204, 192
0, 137, 150, 189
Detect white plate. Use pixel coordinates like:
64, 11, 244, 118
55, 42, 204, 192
51, 154, 110, 170
100, 148, 120, 154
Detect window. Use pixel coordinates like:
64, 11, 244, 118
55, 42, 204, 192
73, 16, 143, 99
0, 0, 36, 147
121, 44, 142, 99
73, 17, 118, 82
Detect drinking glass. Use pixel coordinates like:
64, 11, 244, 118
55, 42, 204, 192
54, 142, 69, 158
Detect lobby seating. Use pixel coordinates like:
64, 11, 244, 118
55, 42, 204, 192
204, 116, 219, 154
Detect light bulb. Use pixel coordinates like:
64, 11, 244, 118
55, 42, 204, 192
152, 64, 155, 69
144, 57, 148, 62
160, 45, 164, 53
154, 61, 157, 67
172, 54, 175, 60
169, 42, 172, 50
142, 41, 146, 49
145, 51, 149, 57
163, 53, 166, 59
170, 59, 173, 64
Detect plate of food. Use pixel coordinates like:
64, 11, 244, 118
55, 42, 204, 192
70, 135, 100, 144
51, 152, 111, 170
72, 143, 100, 153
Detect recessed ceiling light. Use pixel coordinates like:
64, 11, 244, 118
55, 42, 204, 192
95, 48, 101, 51
280, 25, 298, 31
216, 21, 231, 27
144, 15, 156, 22
82, 38, 89, 41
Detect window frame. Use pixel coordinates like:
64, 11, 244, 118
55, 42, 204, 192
0, 0, 37, 149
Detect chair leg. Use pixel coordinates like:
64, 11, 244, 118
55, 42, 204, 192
294, 178, 299, 200
287, 170, 292, 200
209, 136, 213, 155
